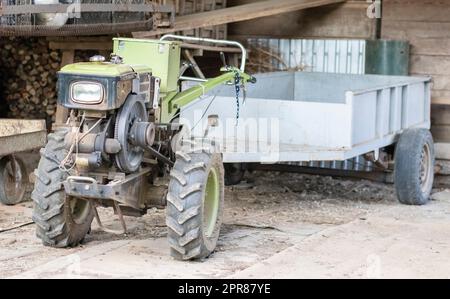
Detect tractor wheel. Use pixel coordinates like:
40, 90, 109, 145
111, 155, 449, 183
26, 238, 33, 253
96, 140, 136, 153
166, 149, 224, 260
32, 128, 94, 247
0, 155, 27, 205
394, 128, 435, 206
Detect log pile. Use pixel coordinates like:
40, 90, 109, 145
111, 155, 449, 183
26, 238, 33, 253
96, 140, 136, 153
0, 37, 61, 122
0, 38, 96, 123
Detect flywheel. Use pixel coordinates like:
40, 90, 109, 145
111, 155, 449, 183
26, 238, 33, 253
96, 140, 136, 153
115, 95, 148, 173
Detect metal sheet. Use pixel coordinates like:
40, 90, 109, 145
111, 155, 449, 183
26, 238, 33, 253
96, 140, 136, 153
248, 38, 366, 74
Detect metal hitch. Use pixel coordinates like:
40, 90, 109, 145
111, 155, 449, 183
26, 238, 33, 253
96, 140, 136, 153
63, 168, 151, 211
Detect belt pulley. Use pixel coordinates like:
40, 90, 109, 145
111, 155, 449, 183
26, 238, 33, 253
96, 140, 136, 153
114, 95, 149, 173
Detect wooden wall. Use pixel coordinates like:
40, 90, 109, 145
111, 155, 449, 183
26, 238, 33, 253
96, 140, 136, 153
227, 0, 377, 40
157, 0, 228, 39
381, 0, 450, 142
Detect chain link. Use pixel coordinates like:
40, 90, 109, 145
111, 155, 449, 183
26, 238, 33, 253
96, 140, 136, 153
233, 70, 247, 125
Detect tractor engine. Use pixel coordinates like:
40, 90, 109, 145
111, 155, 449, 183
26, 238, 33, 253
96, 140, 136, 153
57, 54, 160, 174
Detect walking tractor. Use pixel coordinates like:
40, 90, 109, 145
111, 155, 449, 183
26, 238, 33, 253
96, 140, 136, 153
32, 35, 435, 261
32, 35, 254, 260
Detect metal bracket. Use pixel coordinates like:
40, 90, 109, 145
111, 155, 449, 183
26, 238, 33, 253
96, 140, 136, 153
152, 77, 161, 110
64, 168, 151, 210
93, 201, 127, 235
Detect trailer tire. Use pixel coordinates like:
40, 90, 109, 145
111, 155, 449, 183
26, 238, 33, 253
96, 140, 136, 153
0, 155, 27, 205
394, 128, 435, 206
166, 149, 224, 260
32, 128, 94, 248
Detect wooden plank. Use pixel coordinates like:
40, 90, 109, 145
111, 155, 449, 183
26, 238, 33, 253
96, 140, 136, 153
133, 0, 346, 38
183, 49, 206, 79
432, 98, 450, 106
428, 75, 450, 91
410, 38, 450, 56
432, 125, 450, 142
383, 0, 450, 22
435, 143, 450, 161
53, 50, 74, 129
49, 41, 112, 51
431, 105, 450, 126
228, 1, 376, 40
382, 20, 450, 40
410, 55, 450, 76
432, 91, 450, 103
0, 119, 46, 138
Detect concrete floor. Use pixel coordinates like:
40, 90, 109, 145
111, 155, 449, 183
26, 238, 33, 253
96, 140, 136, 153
1, 170, 450, 279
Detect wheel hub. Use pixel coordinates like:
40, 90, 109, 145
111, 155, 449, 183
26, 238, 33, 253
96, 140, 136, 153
0, 156, 26, 205
419, 143, 433, 193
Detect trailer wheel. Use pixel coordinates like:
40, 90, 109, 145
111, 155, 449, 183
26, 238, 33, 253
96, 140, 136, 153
394, 128, 435, 206
32, 128, 94, 248
166, 149, 224, 260
0, 155, 27, 205
224, 163, 245, 186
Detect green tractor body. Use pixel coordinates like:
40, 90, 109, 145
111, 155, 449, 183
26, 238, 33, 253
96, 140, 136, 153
32, 36, 253, 260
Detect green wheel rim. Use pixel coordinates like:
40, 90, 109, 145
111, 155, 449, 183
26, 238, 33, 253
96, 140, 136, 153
203, 167, 220, 237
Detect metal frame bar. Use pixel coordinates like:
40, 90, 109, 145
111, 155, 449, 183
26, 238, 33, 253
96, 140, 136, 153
160, 34, 247, 72
0, 3, 174, 15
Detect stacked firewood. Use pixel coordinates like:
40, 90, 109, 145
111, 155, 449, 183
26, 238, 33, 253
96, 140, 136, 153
0, 37, 61, 122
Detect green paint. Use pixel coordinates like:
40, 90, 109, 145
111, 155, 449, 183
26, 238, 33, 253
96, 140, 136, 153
130, 64, 153, 75
113, 38, 181, 93
161, 68, 252, 122
60, 62, 135, 77
203, 167, 220, 237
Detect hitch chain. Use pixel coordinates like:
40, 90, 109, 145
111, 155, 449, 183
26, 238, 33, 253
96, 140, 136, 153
233, 70, 245, 124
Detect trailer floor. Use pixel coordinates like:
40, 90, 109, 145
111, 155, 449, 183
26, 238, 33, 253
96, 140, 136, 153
1, 155, 450, 279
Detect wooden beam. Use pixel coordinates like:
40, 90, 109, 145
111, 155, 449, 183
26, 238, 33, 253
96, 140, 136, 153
183, 50, 206, 79
432, 98, 450, 106
49, 41, 112, 51
53, 50, 74, 130
133, 0, 346, 38
228, 1, 376, 40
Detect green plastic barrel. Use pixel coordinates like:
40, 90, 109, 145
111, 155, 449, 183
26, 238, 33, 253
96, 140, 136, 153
365, 40, 410, 76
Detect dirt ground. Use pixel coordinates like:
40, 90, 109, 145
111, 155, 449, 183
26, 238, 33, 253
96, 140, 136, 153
1, 153, 450, 279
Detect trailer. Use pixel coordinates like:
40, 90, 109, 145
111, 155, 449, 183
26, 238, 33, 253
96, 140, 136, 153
180, 71, 434, 206
0, 119, 47, 205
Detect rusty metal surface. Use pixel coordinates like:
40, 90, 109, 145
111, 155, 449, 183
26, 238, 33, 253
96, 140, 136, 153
0, 2, 174, 36
0, 119, 47, 156
63, 168, 151, 210
0, 21, 150, 36
0, 3, 173, 14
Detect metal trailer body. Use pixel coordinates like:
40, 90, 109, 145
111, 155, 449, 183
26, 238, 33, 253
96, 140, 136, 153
180, 71, 432, 164
0, 119, 47, 205
0, 119, 47, 157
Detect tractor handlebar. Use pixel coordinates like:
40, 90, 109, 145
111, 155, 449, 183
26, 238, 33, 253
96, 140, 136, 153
160, 34, 247, 72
